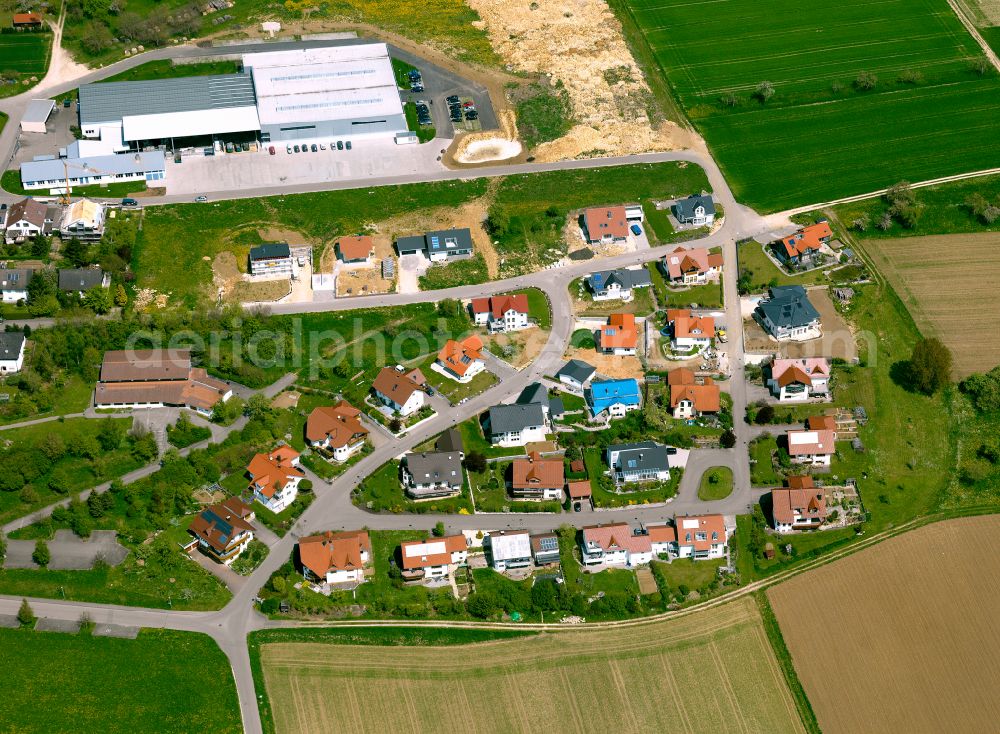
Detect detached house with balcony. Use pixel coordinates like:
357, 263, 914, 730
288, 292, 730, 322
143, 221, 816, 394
510, 452, 564, 500
598, 313, 638, 356
399, 535, 468, 580
672, 194, 716, 226
371, 366, 427, 416
305, 401, 369, 462
486, 530, 533, 572
772, 476, 828, 533
433, 335, 485, 383
587, 378, 641, 420
248, 243, 293, 277
402, 450, 464, 499
582, 205, 629, 244
585, 267, 651, 302
670, 377, 720, 419
786, 428, 836, 467
580, 523, 671, 567
774, 221, 832, 267
607, 441, 671, 484
768, 358, 831, 402
668, 309, 714, 352
186, 498, 256, 566
298, 530, 372, 587
2, 197, 50, 243
470, 293, 530, 333
669, 515, 731, 560
755, 286, 821, 341
247, 446, 304, 513
661, 246, 723, 284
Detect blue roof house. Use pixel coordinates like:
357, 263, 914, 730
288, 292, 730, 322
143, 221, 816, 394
587, 378, 642, 419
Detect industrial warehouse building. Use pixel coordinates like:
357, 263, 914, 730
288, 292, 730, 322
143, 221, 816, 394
19, 151, 166, 191
75, 42, 407, 151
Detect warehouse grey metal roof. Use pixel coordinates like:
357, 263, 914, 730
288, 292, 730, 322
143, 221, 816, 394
78, 74, 257, 126
20, 151, 166, 186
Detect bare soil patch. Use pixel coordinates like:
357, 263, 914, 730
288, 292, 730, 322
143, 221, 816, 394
563, 345, 643, 379
768, 515, 1000, 734
231, 278, 290, 303
485, 328, 549, 369
864, 232, 1000, 378
336, 267, 392, 297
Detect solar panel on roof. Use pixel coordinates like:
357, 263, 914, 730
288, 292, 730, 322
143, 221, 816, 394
540, 537, 558, 551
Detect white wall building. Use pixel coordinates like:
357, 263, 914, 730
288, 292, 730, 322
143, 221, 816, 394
486, 531, 533, 572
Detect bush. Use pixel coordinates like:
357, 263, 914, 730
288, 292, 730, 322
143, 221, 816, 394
32, 540, 50, 567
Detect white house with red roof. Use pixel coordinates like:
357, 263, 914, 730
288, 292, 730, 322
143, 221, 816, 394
298, 530, 371, 587
470, 294, 531, 333
774, 221, 832, 266
580, 523, 659, 567
669, 515, 731, 560
433, 335, 485, 383
371, 365, 427, 416
667, 309, 715, 351
247, 445, 304, 513
767, 358, 831, 402
772, 476, 828, 533
661, 246, 723, 284
786, 428, 836, 467
399, 535, 469, 580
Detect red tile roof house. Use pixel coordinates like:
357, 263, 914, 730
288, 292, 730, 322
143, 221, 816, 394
669, 514, 732, 560
771, 476, 828, 534
470, 293, 530, 333
305, 401, 369, 462
598, 313, 638, 355
371, 365, 427, 416
670, 377, 721, 419
298, 530, 372, 588
399, 535, 469, 581
661, 246, 724, 285
582, 205, 629, 244
510, 451, 565, 501
767, 358, 831, 402
774, 221, 832, 267
335, 235, 375, 264
786, 428, 837, 467
247, 445, 304, 513
668, 309, 715, 352
432, 334, 485, 383
12, 12, 43, 28
580, 523, 672, 567
185, 497, 256, 565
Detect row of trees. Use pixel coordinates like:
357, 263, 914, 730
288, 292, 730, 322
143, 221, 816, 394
72, 0, 204, 56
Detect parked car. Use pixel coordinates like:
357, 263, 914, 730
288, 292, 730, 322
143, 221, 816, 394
121, 198, 139, 208
337, 141, 344, 150
293, 144, 300, 153
286, 144, 293, 154
311, 143, 318, 152
225, 142, 234, 153
463, 100, 475, 109
241, 141, 249, 151
573, 502, 582, 512
446, 95, 460, 104
412, 82, 424, 92
320, 143, 327, 150
630, 224, 642, 236
195, 195, 208, 202
345, 141, 352, 150
268, 145, 275, 155
465, 110, 478, 120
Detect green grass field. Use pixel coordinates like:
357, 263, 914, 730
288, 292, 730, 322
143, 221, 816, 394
0, 32, 50, 74
624, 0, 1000, 211
99, 59, 240, 84
0, 628, 241, 734
698, 466, 733, 500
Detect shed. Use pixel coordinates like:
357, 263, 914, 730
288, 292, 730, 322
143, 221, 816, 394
852, 438, 865, 453
21, 99, 55, 134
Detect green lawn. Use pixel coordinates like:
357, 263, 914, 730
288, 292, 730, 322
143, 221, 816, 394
570, 277, 656, 316
99, 59, 240, 84
513, 287, 552, 329
583, 447, 681, 507
417, 253, 490, 290
353, 460, 474, 514
457, 417, 526, 458
749, 435, 781, 487
697, 466, 733, 500
0, 30, 50, 74
514, 82, 574, 149
624, 0, 1000, 211
391, 57, 418, 88
737, 239, 843, 292
652, 557, 724, 594
403, 101, 436, 143
0, 628, 241, 734
415, 353, 498, 404
468, 462, 563, 513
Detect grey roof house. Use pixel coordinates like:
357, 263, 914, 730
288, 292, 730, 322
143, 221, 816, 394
672, 194, 716, 225
517, 382, 563, 418
435, 427, 464, 456
606, 441, 671, 484
402, 451, 464, 499
556, 359, 597, 390
755, 286, 821, 340
586, 268, 652, 299
58, 268, 109, 292
395, 228, 473, 261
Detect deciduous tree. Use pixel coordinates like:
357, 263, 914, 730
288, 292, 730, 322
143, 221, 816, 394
909, 337, 952, 394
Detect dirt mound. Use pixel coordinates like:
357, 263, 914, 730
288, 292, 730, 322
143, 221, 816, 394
212, 251, 242, 298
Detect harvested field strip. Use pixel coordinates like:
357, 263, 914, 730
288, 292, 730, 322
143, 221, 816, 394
768, 515, 1000, 734
261, 597, 806, 734
863, 231, 1000, 377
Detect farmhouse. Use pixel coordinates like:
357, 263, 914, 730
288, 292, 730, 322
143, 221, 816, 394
305, 401, 369, 462
0, 332, 26, 373
249, 243, 292, 277
768, 358, 831, 402
186, 498, 256, 565
12, 12, 43, 28
94, 349, 233, 415
588, 378, 641, 419
60, 199, 104, 241
58, 267, 110, 294
582, 205, 629, 244
530, 533, 561, 566
511, 452, 565, 500
247, 446, 304, 513
774, 222, 832, 267
395, 228, 473, 261
486, 530, 533, 572
672, 194, 716, 226
433, 335, 485, 383
371, 366, 427, 416
598, 313, 638, 355
2, 198, 49, 243
669, 515, 731, 560
755, 286, 821, 341
399, 535, 469, 580
0, 268, 32, 303
771, 476, 828, 533
670, 378, 720, 419
585, 267, 652, 301
786, 428, 836, 467
298, 530, 372, 587
470, 293, 530, 333
606, 441, 671, 484
661, 246, 723, 284
401, 451, 464, 499
668, 309, 714, 351
556, 358, 596, 391
336, 235, 374, 264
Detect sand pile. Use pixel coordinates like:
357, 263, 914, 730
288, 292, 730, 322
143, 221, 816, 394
467, 0, 692, 160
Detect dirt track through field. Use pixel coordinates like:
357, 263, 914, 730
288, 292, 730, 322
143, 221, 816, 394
261, 596, 805, 734
863, 232, 1000, 377
768, 515, 1000, 734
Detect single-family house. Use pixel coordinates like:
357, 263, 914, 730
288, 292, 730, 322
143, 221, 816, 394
335, 235, 374, 264
530, 533, 561, 566
772, 476, 827, 533
485, 402, 547, 446
248, 243, 292, 277
768, 358, 831, 402
402, 450, 464, 499
2, 198, 49, 243
305, 401, 369, 462
786, 428, 836, 467
516, 382, 563, 420
670, 377, 720, 419
580, 524, 654, 567
511, 451, 564, 500
247, 446, 304, 513
0, 268, 32, 304
661, 246, 723, 284
486, 530, 532, 572
298, 530, 371, 586
12, 12, 43, 28
755, 286, 821, 341
668, 367, 696, 386
588, 378, 641, 419
807, 414, 838, 436
669, 515, 731, 560
433, 335, 485, 383
470, 293, 530, 333
435, 427, 464, 457
556, 359, 596, 392
606, 441, 671, 484
187, 498, 255, 565
371, 366, 427, 416
672, 194, 716, 226
582, 205, 629, 244
585, 267, 652, 301
58, 267, 110, 295
668, 309, 714, 351
395, 228, 473, 261
0, 332, 26, 373
59, 199, 105, 241
774, 222, 832, 266
399, 535, 468, 580
598, 313, 638, 356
